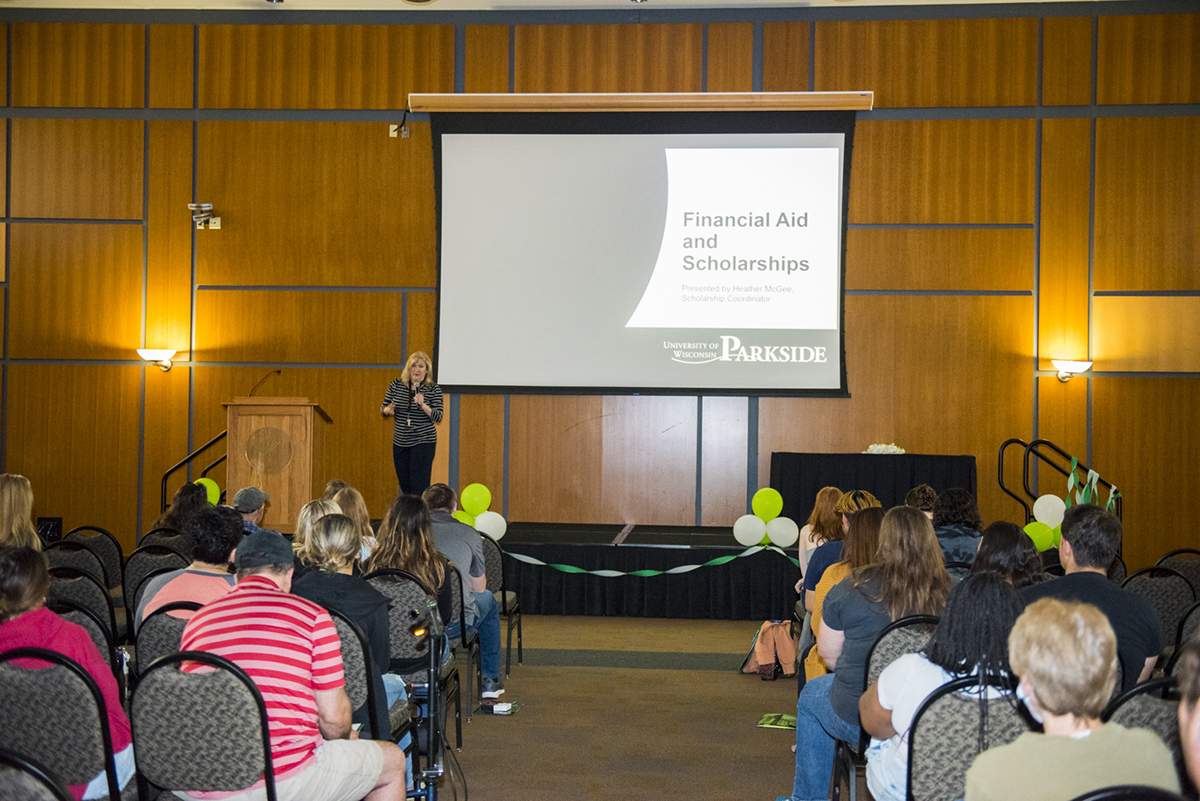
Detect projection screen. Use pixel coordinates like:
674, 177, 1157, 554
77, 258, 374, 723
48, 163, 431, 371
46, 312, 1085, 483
431, 111, 856, 396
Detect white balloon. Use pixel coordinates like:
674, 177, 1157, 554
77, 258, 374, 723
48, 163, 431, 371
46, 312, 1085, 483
1033, 494, 1067, 529
766, 516, 800, 548
733, 514, 767, 546
474, 510, 507, 541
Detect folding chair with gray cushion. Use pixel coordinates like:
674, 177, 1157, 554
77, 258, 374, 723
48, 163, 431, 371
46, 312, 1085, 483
481, 533, 522, 676
1122, 568, 1197, 652
0, 746, 74, 801
1068, 786, 1188, 801
1102, 677, 1186, 788
907, 676, 1029, 801
831, 615, 940, 801
133, 602, 202, 680
130, 651, 277, 801
447, 562, 481, 718
1157, 550, 1200, 595
44, 543, 107, 588
47, 567, 122, 643
327, 608, 416, 753
64, 527, 125, 595
1166, 602, 1200, 676
0, 647, 132, 800
139, 528, 192, 558
122, 546, 189, 616
47, 599, 122, 697
366, 568, 462, 753
1109, 554, 1129, 584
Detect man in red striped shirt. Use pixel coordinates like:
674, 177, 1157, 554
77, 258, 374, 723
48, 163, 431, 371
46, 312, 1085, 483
179, 530, 407, 801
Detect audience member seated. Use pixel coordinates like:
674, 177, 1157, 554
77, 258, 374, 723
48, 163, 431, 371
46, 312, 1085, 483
364, 495, 454, 679
0, 474, 40, 550
802, 490, 882, 611
1021, 504, 1163, 692
136, 504, 242, 628
422, 483, 506, 699
333, 486, 378, 562
0, 546, 134, 799
797, 486, 843, 579
232, 486, 283, 538
1177, 638, 1200, 789
860, 572, 1022, 801
180, 530, 408, 801
932, 487, 984, 565
970, 521, 1048, 590
150, 481, 209, 541
778, 506, 950, 801
293, 498, 341, 579
904, 484, 937, 520
805, 506, 884, 681
965, 598, 1180, 801
324, 479, 350, 501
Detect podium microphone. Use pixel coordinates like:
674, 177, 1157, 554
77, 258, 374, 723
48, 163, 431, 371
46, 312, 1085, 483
248, 369, 282, 397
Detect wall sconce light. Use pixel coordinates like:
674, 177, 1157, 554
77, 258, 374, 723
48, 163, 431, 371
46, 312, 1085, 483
1051, 359, 1093, 382
138, 349, 177, 372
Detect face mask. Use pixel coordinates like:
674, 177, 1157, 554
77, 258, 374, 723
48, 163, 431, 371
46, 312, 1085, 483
1016, 682, 1044, 724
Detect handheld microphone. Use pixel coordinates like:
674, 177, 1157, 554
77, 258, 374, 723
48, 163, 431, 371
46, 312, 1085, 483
248, 369, 282, 397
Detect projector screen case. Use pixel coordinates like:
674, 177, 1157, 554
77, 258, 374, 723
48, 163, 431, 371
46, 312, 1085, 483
430, 110, 857, 398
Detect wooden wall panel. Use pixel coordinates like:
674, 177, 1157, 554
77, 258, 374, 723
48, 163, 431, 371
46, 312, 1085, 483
760, 295, 1033, 527
700, 396, 747, 527
1095, 117, 1200, 291
149, 24, 194, 109
762, 21, 810, 92
0, 26, 6, 104
1093, 377, 1200, 570
199, 24, 454, 109
142, 366, 191, 542
194, 290, 404, 364
406, 292, 437, 359
458, 395, 505, 504
1039, 118, 1092, 369
191, 367, 405, 518
514, 24, 702, 93
815, 19, 1037, 107
706, 23, 754, 93
507, 396, 603, 523
1043, 17, 1093, 106
6, 365, 142, 551
0, 123, 6, 219
9, 224, 142, 360
847, 229, 1033, 291
1093, 297, 1200, 373
0, 228, 5, 282
11, 23, 144, 108
11, 119, 143, 220
1098, 14, 1200, 105
196, 121, 435, 288
148, 120, 194, 361
850, 119, 1036, 224
1036, 376, 1088, 483
598, 396, 697, 526
465, 24, 510, 94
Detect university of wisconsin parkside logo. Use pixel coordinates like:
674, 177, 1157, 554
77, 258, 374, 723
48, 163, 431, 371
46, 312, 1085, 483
665, 335, 829, 365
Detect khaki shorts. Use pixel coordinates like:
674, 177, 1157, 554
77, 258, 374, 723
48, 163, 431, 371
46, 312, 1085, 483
180, 739, 385, 801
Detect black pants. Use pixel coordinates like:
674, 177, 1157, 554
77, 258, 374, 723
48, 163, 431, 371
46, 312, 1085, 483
394, 441, 436, 497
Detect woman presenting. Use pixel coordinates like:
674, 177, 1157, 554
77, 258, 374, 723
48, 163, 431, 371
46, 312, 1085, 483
381, 351, 443, 495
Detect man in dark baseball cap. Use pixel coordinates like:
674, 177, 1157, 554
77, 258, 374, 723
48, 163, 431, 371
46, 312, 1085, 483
232, 486, 282, 538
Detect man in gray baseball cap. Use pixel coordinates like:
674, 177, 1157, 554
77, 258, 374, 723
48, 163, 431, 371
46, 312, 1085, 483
232, 486, 283, 538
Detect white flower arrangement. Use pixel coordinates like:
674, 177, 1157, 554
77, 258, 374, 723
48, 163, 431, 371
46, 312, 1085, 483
864, 443, 906, 454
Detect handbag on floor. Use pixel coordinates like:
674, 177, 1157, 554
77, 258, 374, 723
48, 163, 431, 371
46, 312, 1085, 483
740, 621, 799, 680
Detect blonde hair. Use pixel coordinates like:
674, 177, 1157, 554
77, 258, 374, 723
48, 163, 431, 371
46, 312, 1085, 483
332, 487, 374, 544
294, 498, 340, 557
835, 489, 881, 517
0, 475, 40, 551
1010, 598, 1118, 720
307, 514, 361, 573
806, 486, 844, 546
853, 505, 950, 620
400, 351, 434, 386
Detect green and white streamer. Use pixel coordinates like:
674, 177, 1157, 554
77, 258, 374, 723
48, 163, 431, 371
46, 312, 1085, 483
503, 544, 801, 578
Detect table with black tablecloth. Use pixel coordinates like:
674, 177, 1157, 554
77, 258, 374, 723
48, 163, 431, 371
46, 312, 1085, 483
769, 452, 977, 523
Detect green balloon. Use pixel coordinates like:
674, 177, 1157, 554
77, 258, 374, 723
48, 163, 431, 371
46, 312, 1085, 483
1052, 525, 1062, 548
1024, 521, 1055, 552
194, 478, 220, 506
752, 488, 784, 523
460, 483, 492, 517
452, 509, 476, 528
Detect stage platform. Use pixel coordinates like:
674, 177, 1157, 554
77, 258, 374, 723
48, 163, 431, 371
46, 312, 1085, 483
500, 523, 796, 621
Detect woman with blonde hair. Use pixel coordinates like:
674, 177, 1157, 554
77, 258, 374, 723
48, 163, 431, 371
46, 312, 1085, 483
779, 505, 950, 801
802, 489, 881, 603
0, 474, 40, 550
380, 351, 443, 496
332, 486, 378, 561
292, 498, 340, 577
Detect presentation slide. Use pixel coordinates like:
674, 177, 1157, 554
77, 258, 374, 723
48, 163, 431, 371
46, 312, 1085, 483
436, 127, 849, 395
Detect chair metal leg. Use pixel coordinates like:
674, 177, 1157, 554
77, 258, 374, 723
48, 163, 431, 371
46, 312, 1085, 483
504, 616, 513, 678
462, 651, 472, 724
516, 613, 523, 665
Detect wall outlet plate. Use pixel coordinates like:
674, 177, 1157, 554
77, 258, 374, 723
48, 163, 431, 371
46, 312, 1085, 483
389, 124, 399, 137
209, 217, 221, 229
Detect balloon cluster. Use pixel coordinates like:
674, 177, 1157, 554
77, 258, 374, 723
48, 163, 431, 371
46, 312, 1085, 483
1024, 494, 1066, 552
733, 488, 800, 548
195, 478, 220, 505
452, 483, 508, 541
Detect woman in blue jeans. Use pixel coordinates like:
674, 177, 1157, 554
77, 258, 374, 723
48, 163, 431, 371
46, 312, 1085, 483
779, 506, 951, 801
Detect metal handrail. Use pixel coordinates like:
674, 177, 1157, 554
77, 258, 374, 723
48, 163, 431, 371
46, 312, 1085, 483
200, 455, 227, 478
160, 430, 227, 513
997, 438, 1033, 523
1022, 439, 1122, 520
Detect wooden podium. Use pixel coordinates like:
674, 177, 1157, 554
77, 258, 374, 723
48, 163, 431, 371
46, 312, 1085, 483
223, 397, 331, 534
